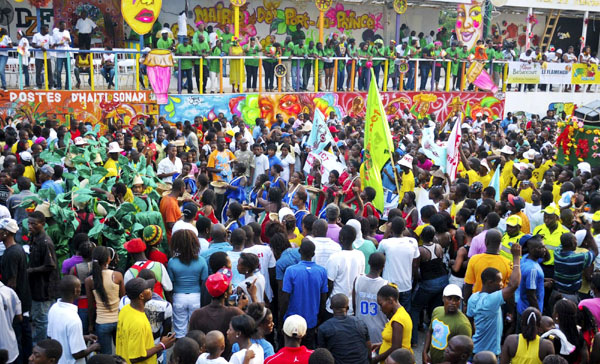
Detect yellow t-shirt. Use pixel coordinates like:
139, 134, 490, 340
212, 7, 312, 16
11, 140, 33, 154
399, 170, 415, 197
290, 228, 304, 247
116, 304, 156, 364
380, 305, 413, 361
104, 158, 119, 178
464, 170, 479, 186
552, 184, 561, 205
464, 253, 513, 293
24, 165, 36, 183
519, 186, 533, 204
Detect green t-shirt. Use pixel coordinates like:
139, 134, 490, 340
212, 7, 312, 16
446, 47, 459, 75
428, 307, 472, 364
371, 46, 384, 66
441, 34, 451, 49
419, 37, 428, 50
294, 44, 307, 67
283, 41, 294, 57
221, 33, 233, 53
315, 48, 325, 70
263, 45, 277, 64
493, 49, 504, 73
156, 38, 173, 50
176, 44, 193, 69
358, 48, 369, 66
209, 47, 221, 73
193, 41, 210, 65
244, 44, 260, 67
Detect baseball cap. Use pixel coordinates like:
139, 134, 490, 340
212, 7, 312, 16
281, 133, 291, 138
206, 268, 233, 297
442, 284, 463, 299
182, 202, 198, 219
125, 277, 156, 299
543, 205, 560, 216
40, 164, 55, 176
278, 207, 294, 222
507, 194, 525, 209
283, 315, 307, 338
124, 238, 147, 253
0, 218, 19, 234
506, 215, 522, 227
74, 136, 88, 146
329, 126, 339, 133
19, 151, 32, 162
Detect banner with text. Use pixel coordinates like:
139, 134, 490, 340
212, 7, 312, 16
571, 64, 600, 85
507, 62, 541, 84
540, 63, 573, 84
507, 62, 599, 85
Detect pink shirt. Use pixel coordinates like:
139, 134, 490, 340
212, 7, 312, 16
327, 223, 341, 243
468, 230, 488, 258
579, 298, 600, 326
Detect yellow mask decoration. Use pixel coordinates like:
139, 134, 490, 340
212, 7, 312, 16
122, 0, 162, 35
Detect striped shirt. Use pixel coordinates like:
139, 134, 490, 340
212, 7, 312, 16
554, 247, 595, 293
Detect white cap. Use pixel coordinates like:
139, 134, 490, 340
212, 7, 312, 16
19, 151, 32, 162
523, 149, 538, 160
558, 191, 574, 208
278, 207, 294, 222
578, 162, 591, 174
443, 284, 463, 299
283, 315, 307, 338
398, 154, 413, 169
108, 141, 124, 153
74, 136, 88, 146
500, 145, 514, 155
0, 218, 19, 233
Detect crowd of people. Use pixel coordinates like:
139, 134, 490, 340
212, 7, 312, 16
0, 99, 599, 364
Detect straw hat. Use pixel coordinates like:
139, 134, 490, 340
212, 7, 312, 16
156, 183, 171, 195
211, 181, 228, 194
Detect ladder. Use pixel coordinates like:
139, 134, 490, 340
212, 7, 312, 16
540, 10, 561, 51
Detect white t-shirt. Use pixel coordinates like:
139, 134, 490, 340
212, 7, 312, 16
177, 13, 188, 36
157, 156, 183, 183
75, 18, 96, 34
310, 236, 342, 267
325, 249, 365, 314
519, 52, 534, 62
172, 220, 199, 237
47, 300, 86, 364
0, 283, 21, 363
237, 272, 266, 304
229, 344, 264, 364
0, 35, 12, 57
278, 153, 295, 182
252, 154, 269, 186
52, 30, 71, 58
124, 260, 173, 292
377, 236, 420, 292
198, 237, 210, 254
102, 53, 115, 64
243, 244, 276, 301
196, 353, 228, 364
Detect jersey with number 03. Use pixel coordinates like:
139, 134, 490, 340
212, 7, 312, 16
354, 275, 389, 343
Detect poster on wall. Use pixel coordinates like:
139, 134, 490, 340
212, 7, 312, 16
571, 64, 600, 85
507, 62, 541, 84
455, 0, 483, 51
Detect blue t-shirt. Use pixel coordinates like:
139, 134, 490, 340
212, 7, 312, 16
268, 155, 282, 169
167, 257, 209, 294
282, 260, 328, 329
227, 250, 244, 287
41, 180, 64, 195
381, 162, 400, 191
467, 290, 504, 355
232, 338, 274, 359
276, 248, 301, 280
516, 254, 544, 315
200, 242, 233, 263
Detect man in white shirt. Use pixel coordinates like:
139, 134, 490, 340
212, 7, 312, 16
47, 276, 99, 364
325, 225, 364, 315
0, 281, 21, 364
172, 203, 199, 237
157, 144, 183, 183
177, 11, 188, 45
32, 25, 54, 89
310, 219, 342, 267
377, 217, 420, 310
75, 11, 96, 50
252, 143, 269, 186
52, 21, 71, 89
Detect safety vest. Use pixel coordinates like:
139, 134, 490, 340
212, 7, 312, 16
500, 232, 525, 260
532, 223, 569, 265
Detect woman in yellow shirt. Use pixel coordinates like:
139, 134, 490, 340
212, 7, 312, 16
373, 285, 413, 363
20, 151, 36, 183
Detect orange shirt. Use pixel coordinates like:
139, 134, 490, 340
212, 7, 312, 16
159, 195, 181, 243
464, 253, 513, 293
514, 211, 530, 235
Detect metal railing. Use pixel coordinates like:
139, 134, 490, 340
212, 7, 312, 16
2, 48, 598, 94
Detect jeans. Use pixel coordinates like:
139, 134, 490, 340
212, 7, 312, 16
358, 66, 369, 91
405, 61, 415, 90
78, 33, 91, 50
398, 290, 412, 312
373, 64, 381, 88
0, 55, 8, 88
22, 62, 30, 87
180, 68, 192, 92
101, 67, 115, 86
54, 57, 70, 89
419, 61, 432, 90
74, 67, 91, 86
13, 315, 33, 364
78, 308, 89, 335
173, 292, 201, 338
410, 275, 449, 345
291, 60, 301, 91
302, 64, 312, 90
31, 300, 53, 344
337, 66, 345, 91
35, 58, 53, 88
246, 65, 258, 90
96, 321, 118, 354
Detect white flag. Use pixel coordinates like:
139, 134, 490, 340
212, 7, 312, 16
306, 109, 334, 153
446, 118, 462, 181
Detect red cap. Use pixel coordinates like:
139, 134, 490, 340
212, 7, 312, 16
206, 268, 233, 297
329, 126, 339, 133
124, 238, 147, 253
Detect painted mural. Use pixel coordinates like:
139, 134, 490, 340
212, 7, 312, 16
160, 92, 505, 126
0, 90, 157, 126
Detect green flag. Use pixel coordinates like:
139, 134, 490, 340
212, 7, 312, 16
360, 69, 396, 212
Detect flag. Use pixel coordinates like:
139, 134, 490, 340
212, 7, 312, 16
360, 69, 396, 212
422, 127, 447, 172
306, 108, 334, 153
446, 117, 462, 181
490, 164, 501, 201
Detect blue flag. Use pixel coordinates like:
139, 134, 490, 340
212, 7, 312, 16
306, 108, 334, 153
491, 164, 501, 200
421, 127, 447, 172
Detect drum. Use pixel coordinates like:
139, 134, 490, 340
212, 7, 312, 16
275, 63, 287, 78
143, 49, 174, 105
